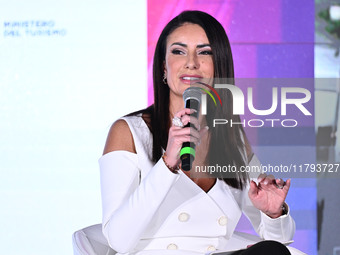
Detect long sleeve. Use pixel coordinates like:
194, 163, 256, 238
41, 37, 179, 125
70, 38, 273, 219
241, 154, 296, 242
99, 151, 180, 253
242, 196, 295, 242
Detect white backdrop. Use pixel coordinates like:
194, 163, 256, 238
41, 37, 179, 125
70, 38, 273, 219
0, 0, 147, 254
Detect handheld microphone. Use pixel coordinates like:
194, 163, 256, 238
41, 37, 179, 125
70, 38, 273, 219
180, 87, 202, 171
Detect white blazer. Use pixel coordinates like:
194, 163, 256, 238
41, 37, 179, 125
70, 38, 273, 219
99, 115, 296, 255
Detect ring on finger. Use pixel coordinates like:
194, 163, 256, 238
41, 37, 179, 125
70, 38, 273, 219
172, 116, 184, 127
275, 179, 285, 189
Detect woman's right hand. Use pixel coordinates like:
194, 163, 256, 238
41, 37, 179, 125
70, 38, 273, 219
164, 108, 207, 169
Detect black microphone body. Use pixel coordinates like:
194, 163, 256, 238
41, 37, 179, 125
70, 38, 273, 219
180, 87, 202, 171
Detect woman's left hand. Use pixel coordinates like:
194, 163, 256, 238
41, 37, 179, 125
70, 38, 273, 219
248, 174, 291, 218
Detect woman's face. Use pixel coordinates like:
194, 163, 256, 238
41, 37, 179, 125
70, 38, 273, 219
164, 23, 214, 98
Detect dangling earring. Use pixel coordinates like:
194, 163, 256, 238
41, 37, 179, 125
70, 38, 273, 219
163, 73, 167, 84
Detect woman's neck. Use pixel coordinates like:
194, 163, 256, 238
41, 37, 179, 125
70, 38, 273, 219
169, 94, 184, 119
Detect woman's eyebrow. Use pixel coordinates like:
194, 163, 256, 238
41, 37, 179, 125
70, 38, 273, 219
170, 42, 187, 47
170, 43, 211, 48
196, 44, 211, 48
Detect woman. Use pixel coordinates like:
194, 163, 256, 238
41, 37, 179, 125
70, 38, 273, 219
100, 10, 295, 255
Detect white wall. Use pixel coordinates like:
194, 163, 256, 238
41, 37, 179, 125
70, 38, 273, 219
0, 0, 147, 254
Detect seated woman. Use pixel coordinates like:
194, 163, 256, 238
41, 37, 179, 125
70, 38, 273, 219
99, 10, 295, 255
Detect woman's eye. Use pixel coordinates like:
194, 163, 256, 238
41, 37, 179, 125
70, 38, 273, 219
199, 50, 213, 55
171, 49, 184, 55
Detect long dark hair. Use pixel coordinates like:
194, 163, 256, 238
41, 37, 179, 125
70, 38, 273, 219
131, 10, 250, 189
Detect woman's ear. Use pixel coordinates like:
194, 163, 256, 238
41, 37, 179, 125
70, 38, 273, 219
163, 61, 167, 75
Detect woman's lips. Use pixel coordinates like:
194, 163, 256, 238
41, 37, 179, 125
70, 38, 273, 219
180, 75, 202, 85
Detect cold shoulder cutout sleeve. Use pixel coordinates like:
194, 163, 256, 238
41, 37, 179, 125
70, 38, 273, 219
99, 116, 181, 253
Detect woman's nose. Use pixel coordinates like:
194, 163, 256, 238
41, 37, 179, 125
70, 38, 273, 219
185, 54, 199, 69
